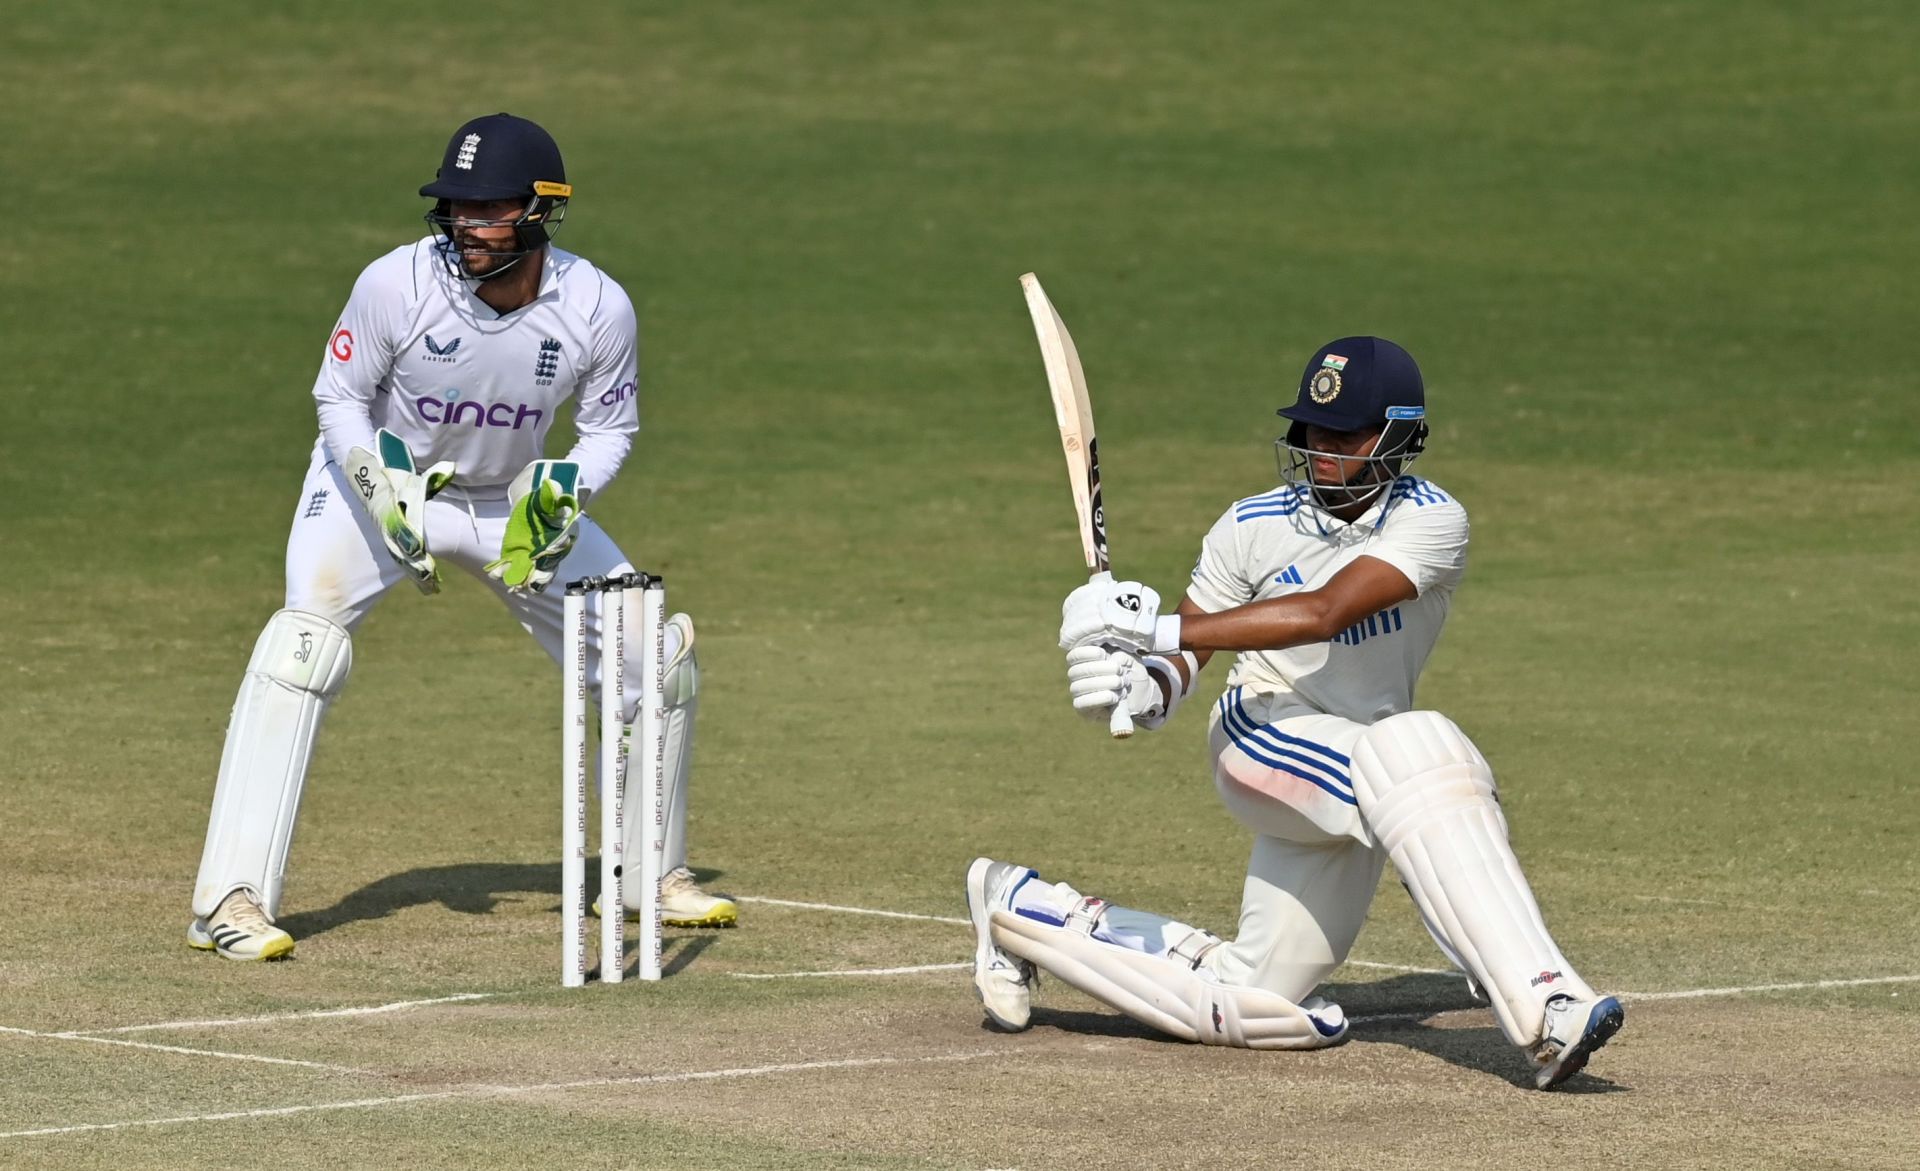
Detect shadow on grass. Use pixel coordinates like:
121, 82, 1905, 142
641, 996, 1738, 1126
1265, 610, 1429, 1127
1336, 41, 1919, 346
989, 970, 1625, 1093
279, 861, 733, 942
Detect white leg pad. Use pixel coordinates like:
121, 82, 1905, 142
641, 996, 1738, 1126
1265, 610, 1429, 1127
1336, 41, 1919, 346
623, 614, 695, 876
989, 908, 1348, 1050
193, 610, 352, 920
1351, 711, 1593, 1044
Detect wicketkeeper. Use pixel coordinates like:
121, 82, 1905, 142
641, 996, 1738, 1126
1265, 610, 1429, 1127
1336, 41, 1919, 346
188, 113, 736, 962
967, 337, 1623, 1089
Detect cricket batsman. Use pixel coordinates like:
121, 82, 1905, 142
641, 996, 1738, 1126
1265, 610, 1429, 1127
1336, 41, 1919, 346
966, 337, 1623, 1088
188, 113, 736, 961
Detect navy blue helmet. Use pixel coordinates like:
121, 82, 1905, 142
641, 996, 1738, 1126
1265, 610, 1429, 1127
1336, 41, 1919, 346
1275, 336, 1429, 512
421, 113, 570, 282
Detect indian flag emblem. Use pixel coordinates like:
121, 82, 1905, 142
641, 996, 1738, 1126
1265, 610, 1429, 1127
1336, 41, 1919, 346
1321, 354, 1348, 371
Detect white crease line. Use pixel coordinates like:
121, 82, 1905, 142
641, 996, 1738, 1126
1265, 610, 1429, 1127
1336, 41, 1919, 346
737, 896, 969, 925
1618, 974, 1920, 1002
1349, 973, 1920, 1027
738, 896, 1436, 975
0, 1049, 1001, 1140
732, 963, 971, 979
58, 993, 497, 1037
1342, 959, 1449, 975
0, 1025, 374, 1076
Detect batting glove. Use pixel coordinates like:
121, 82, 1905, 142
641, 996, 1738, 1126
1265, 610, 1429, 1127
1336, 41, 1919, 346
1058, 577, 1169, 654
1065, 645, 1165, 725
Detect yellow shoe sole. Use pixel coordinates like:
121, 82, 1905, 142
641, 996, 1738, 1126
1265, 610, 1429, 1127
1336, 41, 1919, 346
187, 929, 296, 961
664, 905, 739, 929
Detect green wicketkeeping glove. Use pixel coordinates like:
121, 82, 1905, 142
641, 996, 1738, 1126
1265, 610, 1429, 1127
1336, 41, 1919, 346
485, 460, 583, 595
343, 430, 457, 594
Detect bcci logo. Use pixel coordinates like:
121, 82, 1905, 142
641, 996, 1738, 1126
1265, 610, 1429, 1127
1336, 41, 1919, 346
455, 133, 481, 170
534, 337, 562, 386
1309, 353, 1347, 404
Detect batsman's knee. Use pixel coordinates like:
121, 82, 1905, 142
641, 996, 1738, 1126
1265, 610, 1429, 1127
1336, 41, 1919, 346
1350, 710, 1500, 846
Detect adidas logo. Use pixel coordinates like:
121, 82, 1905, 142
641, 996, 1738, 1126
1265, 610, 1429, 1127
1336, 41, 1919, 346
1274, 565, 1305, 586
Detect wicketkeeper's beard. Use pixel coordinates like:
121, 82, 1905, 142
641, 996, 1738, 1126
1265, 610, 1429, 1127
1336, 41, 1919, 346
454, 236, 518, 276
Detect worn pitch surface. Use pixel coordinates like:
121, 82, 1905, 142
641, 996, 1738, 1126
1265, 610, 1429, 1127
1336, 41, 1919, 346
3, 2, 1915, 1167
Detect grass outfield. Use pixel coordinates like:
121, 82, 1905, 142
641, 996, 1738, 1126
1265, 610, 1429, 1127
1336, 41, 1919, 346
3, 1, 1916, 1167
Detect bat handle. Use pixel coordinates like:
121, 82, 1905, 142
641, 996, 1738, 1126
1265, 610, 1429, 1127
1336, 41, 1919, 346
1084, 571, 1135, 740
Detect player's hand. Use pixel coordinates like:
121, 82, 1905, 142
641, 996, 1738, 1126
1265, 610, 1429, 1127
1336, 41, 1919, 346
1059, 578, 1161, 653
344, 430, 456, 594
485, 460, 584, 595
1065, 646, 1164, 724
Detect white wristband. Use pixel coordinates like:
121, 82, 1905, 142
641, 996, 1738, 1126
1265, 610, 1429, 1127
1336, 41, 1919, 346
1151, 615, 1182, 654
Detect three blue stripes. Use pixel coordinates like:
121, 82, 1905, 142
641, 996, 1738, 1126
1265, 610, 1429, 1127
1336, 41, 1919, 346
1215, 687, 1355, 805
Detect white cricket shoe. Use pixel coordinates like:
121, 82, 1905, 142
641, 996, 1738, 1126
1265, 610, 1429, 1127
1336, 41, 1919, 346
661, 866, 738, 927
596, 867, 739, 928
966, 857, 1038, 1032
1531, 993, 1625, 1089
187, 889, 295, 962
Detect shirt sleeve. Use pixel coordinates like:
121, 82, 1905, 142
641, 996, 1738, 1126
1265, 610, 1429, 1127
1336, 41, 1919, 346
1186, 506, 1255, 612
311, 250, 413, 465
1364, 497, 1469, 596
565, 273, 640, 497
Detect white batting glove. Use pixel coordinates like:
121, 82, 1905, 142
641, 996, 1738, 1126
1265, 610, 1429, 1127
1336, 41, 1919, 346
343, 430, 456, 594
1065, 646, 1165, 725
1059, 578, 1163, 653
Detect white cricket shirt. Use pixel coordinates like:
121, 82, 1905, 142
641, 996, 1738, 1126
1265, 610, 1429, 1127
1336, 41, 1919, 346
1187, 478, 1469, 723
311, 237, 640, 492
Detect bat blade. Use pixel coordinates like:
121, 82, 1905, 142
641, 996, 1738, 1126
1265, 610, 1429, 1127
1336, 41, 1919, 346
1020, 272, 1110, 575
1020, 272, 1132, 739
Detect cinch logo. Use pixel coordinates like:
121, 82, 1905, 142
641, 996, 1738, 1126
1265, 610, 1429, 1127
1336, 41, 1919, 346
330, 327, 353, 361
417, 389, 545, 430
599, 380, 636, 406
1332, 607, 1403, 647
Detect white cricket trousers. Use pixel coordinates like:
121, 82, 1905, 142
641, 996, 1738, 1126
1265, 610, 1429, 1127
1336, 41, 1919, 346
192, 445, 686, 920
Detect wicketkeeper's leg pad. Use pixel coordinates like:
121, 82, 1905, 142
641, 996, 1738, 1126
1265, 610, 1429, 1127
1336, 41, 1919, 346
193, 610, 352, 919
989, 904, 1349, 1050
1351, 710, 1595, 1045
622, 612, 697, 878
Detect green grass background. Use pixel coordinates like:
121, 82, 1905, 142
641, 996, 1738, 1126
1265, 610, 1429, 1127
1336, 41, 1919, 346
1, 1, 1915, 1164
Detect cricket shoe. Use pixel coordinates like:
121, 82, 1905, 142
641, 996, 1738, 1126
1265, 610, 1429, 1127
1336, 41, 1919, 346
594, 868, 739, 928
1530, 993, 1625, 1090
187, 889, 295, 962
966, 856, 1039, 1032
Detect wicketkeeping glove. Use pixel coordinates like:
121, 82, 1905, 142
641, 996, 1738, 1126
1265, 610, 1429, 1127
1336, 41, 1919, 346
343, 429, 456, 594
485, 460, 584, 595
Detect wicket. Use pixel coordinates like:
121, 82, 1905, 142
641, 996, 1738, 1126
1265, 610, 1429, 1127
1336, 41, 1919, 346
561, 572, 666, 986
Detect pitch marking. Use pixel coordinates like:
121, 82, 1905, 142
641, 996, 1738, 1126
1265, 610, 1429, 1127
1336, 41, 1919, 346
737, 896, 969, 925
58, 993, 496, 1036
732, 963, 971, 979
0, 1050, 1000, 1140
0, 1025, 373, 1076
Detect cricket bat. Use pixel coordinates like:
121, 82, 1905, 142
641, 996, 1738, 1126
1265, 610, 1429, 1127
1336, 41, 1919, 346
1020, 271, 1133, 739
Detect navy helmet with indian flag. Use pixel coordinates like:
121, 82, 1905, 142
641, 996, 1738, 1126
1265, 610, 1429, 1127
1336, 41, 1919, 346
420, 113, 571, 282
1275, 336, 1429, 512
